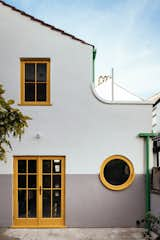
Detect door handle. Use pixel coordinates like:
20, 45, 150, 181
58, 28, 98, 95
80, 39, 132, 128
40, 186, 42, 195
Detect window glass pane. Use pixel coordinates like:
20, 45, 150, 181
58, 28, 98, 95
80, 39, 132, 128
43, 160, 51, 173
18, 160, 26, 173
37, 84, 46, 101
53, 175, 61, 188
28, 175, 37, 188
43, 175, 51, 188
28, 190, 36, 218
25, 64, 35, 82
104, 159, 130, 186
52, 190, 61, 218
18, 175, 26, 188
28, 160, 37, 173
43, 190, 51, 217
18, 190, 26, 218
37, 63, 46, 82
25, 83, 35, 101
53, 160, 61, 173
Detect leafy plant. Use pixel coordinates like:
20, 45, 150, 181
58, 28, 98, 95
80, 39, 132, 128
0, 84, 31, 160
137, 212, 160, 239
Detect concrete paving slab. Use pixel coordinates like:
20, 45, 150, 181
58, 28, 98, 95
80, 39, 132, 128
0, 228, 146, 240
0, 233, 19, 240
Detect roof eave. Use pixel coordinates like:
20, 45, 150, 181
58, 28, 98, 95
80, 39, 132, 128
0, 0, 94, 48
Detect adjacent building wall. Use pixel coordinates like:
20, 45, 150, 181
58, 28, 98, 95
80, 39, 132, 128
152, 103, 160, 133
149, 95, 160, 220
151, 102, 160, 219
0, 3, 152, 227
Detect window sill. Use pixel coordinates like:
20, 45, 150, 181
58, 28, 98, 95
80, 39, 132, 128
18, 103, 52, 106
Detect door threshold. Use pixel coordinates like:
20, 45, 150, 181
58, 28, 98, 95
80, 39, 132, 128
11, 225, 66, 229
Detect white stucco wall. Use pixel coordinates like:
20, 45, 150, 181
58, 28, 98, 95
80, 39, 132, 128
0, 4, 152, 175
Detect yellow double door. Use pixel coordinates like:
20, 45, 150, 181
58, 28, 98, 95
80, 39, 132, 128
13, 156, 65, 228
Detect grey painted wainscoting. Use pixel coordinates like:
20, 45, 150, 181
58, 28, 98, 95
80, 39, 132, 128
0, 174, 12, 226
66, 174, 145, 227
0, 174, 145, 227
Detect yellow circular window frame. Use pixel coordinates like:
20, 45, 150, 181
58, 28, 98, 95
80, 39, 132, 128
99, 155, 135, 191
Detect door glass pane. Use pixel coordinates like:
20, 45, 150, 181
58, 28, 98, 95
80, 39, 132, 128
43, 160, 51, 173
28, 160, 37, 173
37, 84, 46, 101
18, 160, 26, 173
53, 160, 61, 173
37, 63, 46, 82
43, 190, 51, 217
25, 83, 35, 101
43, 175, 51, 188
25, 63, 35, 82
28, 175, 37, 188
18, 190, 26, 218
28, 190, 36, 218
53, 175, 61, 188
52, 190, 61, 218
18, 175, 26, 188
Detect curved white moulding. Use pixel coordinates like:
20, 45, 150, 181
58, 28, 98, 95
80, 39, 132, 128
91, 83, 153, 105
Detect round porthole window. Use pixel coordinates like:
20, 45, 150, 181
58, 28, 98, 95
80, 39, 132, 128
99, 155, 135, 191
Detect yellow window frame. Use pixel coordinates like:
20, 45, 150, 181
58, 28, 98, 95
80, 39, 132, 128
13, 156, 65, 228
99, 155, 135, 191
20, 58, 51, 106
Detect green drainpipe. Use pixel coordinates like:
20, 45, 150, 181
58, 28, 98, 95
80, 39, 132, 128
93, 47, 96, 84
139, 132, 156, 229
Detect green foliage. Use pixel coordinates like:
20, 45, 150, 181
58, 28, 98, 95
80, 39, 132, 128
0, 84, 31, 161
137, 212, 160, 238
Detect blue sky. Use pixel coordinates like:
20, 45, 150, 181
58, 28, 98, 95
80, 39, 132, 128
4, 0, 160, 98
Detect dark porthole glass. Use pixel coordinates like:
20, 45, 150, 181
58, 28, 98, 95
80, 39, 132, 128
103, 159, 130, 186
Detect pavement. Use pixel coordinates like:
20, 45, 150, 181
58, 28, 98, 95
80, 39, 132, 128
0, 228, 147, 240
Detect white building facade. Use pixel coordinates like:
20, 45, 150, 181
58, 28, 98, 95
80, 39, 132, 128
0, 1, 153, 228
